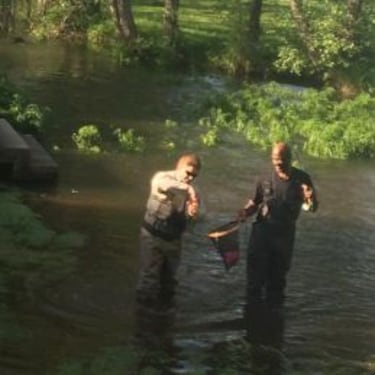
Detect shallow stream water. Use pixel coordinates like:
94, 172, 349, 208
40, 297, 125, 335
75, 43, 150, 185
0, 41, 374, 374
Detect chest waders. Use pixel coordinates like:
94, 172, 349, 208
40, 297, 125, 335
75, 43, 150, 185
247, 175, 296, 307
138, 192, 188, 307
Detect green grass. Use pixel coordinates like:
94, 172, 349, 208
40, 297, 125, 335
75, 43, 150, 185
135, 1, 229, 43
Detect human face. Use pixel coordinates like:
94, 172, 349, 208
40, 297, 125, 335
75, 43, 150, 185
272, 148, 291, 179
178, 164, 199, 183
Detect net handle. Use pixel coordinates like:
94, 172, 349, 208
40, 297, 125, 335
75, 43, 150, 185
207, 220, 240, 239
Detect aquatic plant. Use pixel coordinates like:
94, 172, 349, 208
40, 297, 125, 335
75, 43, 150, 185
72, 124, 102, 154
71, 124, 147, 154
200, 128, 219, 147
113, 127, 146, 153
0, 76, 48, 135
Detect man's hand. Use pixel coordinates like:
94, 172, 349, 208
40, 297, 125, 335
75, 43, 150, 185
237, 200, 257, 222
186, 198, 199, 218
237, 208, 248, 222
186, 185, 198, 202
301, 184, 313, 200
301, 184, 315, 211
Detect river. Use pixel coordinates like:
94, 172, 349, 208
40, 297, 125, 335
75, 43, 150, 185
0, 40, 374, 374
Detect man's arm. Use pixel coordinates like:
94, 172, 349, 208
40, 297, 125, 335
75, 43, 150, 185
152, 171, 197, 201
151, 171, 200, 219
237, 199, 258, 222
237, 180, 263, 222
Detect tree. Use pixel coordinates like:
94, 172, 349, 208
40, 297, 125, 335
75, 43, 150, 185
348, 0, 363, 24
36, 0, 50, 16
0, 0, 15, 35
163, 0, 179, 47
289, 0, 319, 69
282, 0, 370, 96
248, 0, 262, 48
247, 0, 263, 73
347, 0, 363, 42
111, 0, 137, 43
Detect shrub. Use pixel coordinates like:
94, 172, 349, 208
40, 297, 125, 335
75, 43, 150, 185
72, 124, 102, 154
113, 128, 145, 153
0, 76, 47, 135
197, 82, 375, 159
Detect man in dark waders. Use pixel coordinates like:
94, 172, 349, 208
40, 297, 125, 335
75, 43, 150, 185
238, 142, 318, 309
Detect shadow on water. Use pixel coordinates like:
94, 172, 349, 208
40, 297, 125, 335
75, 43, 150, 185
244, 303, 286, 374
133, 304, 179, 373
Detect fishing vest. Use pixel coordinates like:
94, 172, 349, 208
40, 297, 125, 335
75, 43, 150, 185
143, 192, 187, 241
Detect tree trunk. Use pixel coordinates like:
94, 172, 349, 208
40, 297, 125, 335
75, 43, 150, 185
36, 0, 50, 15
111, 0, 137, 43
347, 0, 363, 42
247, 0, 263, 74
347, 0, 363, 24
163, 0, 179, 46
289, 0, 320, 68
337, 0, 364, 98
248, 0, 262, 46
25, 0, 32, 20
0, 0, 15, 35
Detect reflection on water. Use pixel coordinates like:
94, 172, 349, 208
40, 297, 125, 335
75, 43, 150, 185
0, 42, 375, 374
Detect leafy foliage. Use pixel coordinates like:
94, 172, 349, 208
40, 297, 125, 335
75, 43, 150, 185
0, 76, 48, 135
113, 128, 146, 153
31, 0, 105, 39
197, 82, 375, 159
209, 0, 253, 76
274, 2, 375, 89
8, 0, 375, 89
71, 124, 147, 154
72, 124, 102, 154
87, 20, 116, 48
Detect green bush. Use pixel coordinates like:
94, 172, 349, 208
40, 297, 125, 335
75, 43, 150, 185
72, 124, 102, 154
113, 128, 146, 153
87, 21, 116, 48
197, 82, 375, 159
0, 76, 47, 135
